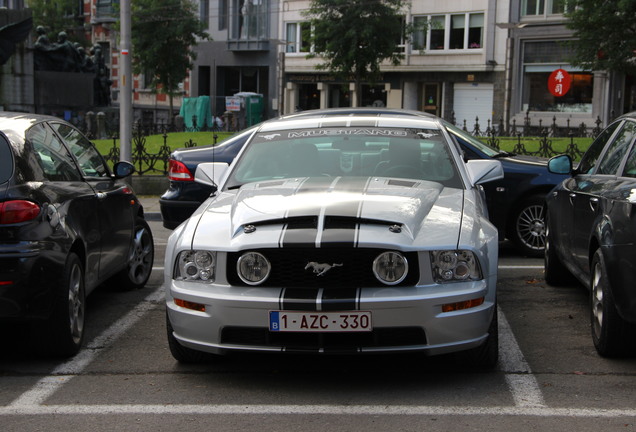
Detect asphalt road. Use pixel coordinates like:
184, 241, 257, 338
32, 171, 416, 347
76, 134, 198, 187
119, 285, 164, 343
1, 219, 635, 431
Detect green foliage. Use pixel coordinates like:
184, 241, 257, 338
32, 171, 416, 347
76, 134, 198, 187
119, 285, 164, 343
131, 0, 210, 99
26, 0, 85, 43
566, 0, 636, 75
303, 0, 413, 103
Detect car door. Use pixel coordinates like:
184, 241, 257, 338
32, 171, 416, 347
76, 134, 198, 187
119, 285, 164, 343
48, 121, 135, 281
570, 120, 636, 275
26, 122, 104, 285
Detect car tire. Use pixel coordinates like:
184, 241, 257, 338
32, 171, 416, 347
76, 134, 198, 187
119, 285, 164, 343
461, 304, 499, 370
543, 213, 574, 286
166, 312, 217, 363
38, 253, 85, 357
509, 194, 546, 257
590, 249, 636, 357
112, 217, 154, 290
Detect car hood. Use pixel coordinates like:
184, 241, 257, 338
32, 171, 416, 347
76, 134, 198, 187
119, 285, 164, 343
187, 177, 465, 250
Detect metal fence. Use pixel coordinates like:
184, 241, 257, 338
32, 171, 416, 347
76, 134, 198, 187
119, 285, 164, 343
96, 111, 604, 176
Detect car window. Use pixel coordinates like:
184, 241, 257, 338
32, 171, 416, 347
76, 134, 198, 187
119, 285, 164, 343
596, 120, 636, 175
577, 121, 621, 174
26, 123, 82, 182
227, 126, 462, 189
0, 134, 12, 184
443, 120, 501, 158
620, 122, 636, 178
49, 122, 109, 177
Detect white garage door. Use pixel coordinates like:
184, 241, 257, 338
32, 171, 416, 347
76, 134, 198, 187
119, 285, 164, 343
453, 83, 494, 134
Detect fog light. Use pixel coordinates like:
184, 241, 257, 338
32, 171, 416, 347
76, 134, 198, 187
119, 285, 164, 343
237, 251, 271, 285
373, 251, 408, 285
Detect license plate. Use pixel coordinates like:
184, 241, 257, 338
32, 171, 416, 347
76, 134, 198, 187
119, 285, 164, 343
269, 311, 372, 332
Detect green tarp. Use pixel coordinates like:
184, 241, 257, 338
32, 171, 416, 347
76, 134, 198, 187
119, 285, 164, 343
179, 96, 213, 129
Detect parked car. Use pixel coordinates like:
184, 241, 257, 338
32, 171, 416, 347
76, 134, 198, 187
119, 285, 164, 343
160, 108, 566, 257
545, 111, 636, 357
159, 126, 257, 229
164, 109, 503, 367
0, 112, 154, 357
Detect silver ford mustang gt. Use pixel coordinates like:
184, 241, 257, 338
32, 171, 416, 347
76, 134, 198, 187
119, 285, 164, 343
164, 110, 503, 368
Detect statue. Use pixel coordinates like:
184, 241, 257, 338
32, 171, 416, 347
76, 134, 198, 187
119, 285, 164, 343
0, 16, 33, 66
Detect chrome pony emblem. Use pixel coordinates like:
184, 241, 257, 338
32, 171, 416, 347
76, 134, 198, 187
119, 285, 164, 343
305, 261, 343, 276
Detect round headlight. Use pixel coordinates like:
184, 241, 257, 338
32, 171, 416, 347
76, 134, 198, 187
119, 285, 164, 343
237, 252, 271, 285
373, 251, 408, 285
195, 251, 214, 268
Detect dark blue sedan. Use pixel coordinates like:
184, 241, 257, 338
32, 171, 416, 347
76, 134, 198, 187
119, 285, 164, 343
160, 108, 568, 256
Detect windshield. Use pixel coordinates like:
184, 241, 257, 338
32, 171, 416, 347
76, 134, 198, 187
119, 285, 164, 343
225, 126, 463, 189
443, 121, 502, 158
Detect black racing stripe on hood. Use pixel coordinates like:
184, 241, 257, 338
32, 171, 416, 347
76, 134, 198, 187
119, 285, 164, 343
280, 177, 332, 247
320, 177, 370, 247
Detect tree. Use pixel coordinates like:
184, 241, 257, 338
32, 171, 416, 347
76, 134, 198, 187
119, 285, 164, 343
26, 0, 84, 43
566, 0, 636, 75
131, 0, 209, 120
303, 0, 413, 106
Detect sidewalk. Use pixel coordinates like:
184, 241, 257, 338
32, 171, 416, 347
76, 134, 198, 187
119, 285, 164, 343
138, 195, 162, 221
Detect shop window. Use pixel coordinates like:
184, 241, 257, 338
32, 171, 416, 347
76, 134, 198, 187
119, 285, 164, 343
522, 41, 593, 113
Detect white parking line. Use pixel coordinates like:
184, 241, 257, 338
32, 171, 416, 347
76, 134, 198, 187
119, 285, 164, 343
499, 265, 543, 270
5, 274, 634, 419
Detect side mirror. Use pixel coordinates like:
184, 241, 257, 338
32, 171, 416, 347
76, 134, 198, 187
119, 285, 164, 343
194, 162, 229, 188
466, 159, 504, 185
547, 154, 572, 175
113, 161, 135, 179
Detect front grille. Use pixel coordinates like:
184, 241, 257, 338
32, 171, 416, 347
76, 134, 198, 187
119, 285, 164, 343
221, 326, 427, 352
227, 248, 419, 288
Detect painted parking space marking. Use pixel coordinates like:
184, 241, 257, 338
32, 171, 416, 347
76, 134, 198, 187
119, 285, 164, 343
3, 267, 634, 419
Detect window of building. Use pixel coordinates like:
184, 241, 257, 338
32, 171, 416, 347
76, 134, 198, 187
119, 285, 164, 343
96, 0, 119, 19
231, 0, 268, 40
522, 40, 593, 113
429, 15, 445, 50
200, 0, 209, 30
286, 22, 311, 53
219, 0, 228, 30
413, 12, 483, 51
521, 0, 567, 17
412, 16, 427, 50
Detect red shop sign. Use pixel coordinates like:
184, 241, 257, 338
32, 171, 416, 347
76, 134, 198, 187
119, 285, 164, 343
548, 68, 571, 97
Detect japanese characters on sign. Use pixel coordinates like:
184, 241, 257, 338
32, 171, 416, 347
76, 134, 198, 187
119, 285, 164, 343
548, 68, 572, 97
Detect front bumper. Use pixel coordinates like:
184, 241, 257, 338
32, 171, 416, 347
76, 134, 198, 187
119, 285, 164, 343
166, 279, 495, 356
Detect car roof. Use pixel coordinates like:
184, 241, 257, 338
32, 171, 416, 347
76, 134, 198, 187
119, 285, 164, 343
0, 111, 64, 138
258, 109, 442, 132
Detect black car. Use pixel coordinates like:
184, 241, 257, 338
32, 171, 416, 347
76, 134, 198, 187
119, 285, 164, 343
545, 111, 636, 357
0, 112, 154, 357
160, 108, 567, 256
